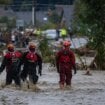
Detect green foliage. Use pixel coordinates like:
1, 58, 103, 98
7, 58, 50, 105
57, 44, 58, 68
0, 16, 9, 23
20, 0, 32, 11
40, 11, 61, 30
73, 0, 89, 35
0, 0, 12, 4
95, 43, 105, 69
39, 37, 53, 62
0, 16, 16, 31
41, 22, 56, 30
7, 18, 16, 29
73, 0, 105, 69
48, 11, 61, 24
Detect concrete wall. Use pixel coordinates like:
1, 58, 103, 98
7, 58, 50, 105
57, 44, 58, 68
15, 5, 74, 26
0, 5, 74, 27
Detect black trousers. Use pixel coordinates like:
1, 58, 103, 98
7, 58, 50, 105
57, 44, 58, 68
6, 71, 21, 86
21, 64, 38, 84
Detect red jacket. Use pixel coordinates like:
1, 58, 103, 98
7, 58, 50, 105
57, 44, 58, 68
0, 51, 22, 72
56, 49, 76, 72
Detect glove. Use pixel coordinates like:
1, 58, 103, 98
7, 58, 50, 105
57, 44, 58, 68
74, 69, 77, 74
0, 71, 1, 75
38, 69, 42, 76
56, 65, 60, 73
57, 68, 60, 73
0, 68, 1, 74
0, 67, 4, 74
73, 65, 77, 74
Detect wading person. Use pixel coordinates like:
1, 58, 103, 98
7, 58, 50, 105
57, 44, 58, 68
0, 44, 22, 88
20, 42, 42, 90
56, 40, 77, 89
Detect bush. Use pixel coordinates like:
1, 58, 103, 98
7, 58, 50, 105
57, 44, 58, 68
39, 37, 53, 63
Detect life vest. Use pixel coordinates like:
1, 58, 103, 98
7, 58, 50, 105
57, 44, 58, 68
26, 52, 37, 62
36, 30, 41, 36
59, 50, 71, 63
5, 51, 22, 63
60, 29, 67, 36
4, 51, 22, 72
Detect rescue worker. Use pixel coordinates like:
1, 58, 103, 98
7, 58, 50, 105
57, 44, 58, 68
60, 28, 67, 40
36, 28, 42, 37
33, 28, 42, 38
56, 40, 77, 89
67, 27, 74, 38
20, 42, 42, 89
0, 44, 22, 88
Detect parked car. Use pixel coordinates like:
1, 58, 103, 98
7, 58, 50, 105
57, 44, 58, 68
42, 29, 59, 40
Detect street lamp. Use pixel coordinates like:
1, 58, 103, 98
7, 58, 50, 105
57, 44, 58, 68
32, 0, 37, 27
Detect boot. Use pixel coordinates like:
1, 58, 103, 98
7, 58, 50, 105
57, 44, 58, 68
21, 80, 29, 91
28, 81, 34, 89
15, 85, 21, 90
84, 69, 92, 76
59, 83, 64, 90
1, 82, 6, 88
65, 85, 71, 89
33, 84, 41, 91
29, 81, 40, 91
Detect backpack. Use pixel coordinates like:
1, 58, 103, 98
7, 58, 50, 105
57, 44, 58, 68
59, 50, 71, 63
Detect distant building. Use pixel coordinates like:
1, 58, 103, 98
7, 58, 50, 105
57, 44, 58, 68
12, 0, 74, 5
0, 0, 74, 27
11, 0, 74, 11
0, 7, 15, 18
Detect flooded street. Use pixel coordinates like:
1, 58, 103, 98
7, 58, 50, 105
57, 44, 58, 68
0, 64, 105, 105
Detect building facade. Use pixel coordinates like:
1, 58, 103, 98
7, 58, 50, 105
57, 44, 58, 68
12, 0, 74, 11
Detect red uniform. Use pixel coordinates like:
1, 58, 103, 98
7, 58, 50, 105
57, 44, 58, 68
4, 51, 22, 71
20, 51, 42, 84
20, 43, 42, 84
0, 51, 22, 86
56, 40, 76, 88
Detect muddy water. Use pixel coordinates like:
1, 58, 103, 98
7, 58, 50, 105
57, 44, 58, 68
0, 64, 105, 105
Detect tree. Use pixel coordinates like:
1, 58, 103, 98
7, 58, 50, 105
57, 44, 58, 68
0, 16, 16, 31
20, 0, 32, 11
48, 10, 61, 24
73, 0, 105, 69
0, 0, 12, 4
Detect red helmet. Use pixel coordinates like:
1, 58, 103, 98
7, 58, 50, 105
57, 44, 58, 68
29, 43, 36, 52
63, 40, 71, 47
29, 43, 36, 48
7, 44, 14, 52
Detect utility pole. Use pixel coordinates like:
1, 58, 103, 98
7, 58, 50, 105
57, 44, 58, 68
32, 0, 37, 27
